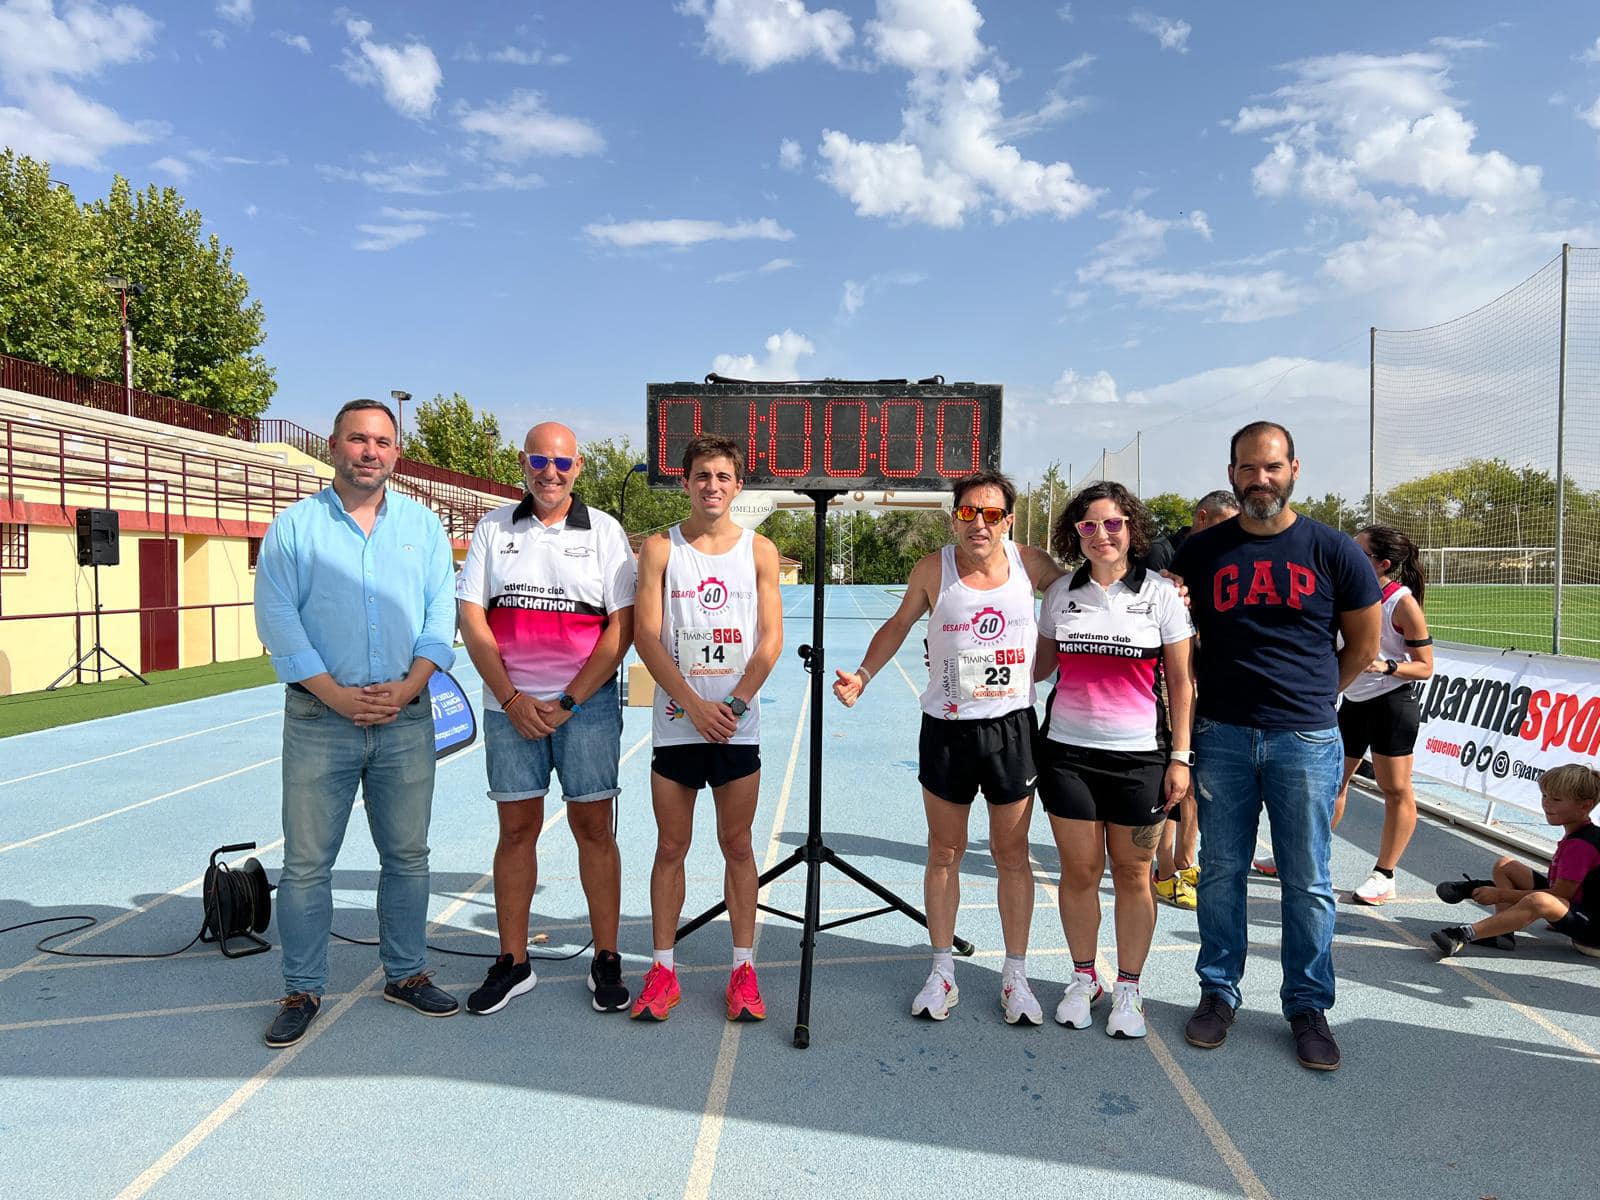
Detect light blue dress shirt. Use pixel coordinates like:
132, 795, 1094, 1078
254, 487, 456, 686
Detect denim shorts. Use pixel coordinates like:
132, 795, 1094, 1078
485, 680, 623, 804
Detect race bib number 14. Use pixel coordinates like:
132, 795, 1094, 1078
958, 646, 1027, 702
676, 627, 746, 678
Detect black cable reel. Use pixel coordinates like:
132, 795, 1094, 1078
201, 842, 275, 958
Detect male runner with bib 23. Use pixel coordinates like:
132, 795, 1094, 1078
834, 471, 1063, 1025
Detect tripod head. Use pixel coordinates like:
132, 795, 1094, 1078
798, 644, 818, 673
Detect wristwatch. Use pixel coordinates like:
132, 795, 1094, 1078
723, 696, 749, 718
1383, 659, 1399, 676
559, 692, 583, 713
1169, 750, 1196, 766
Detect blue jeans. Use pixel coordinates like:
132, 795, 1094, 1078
485, 680, 623, 803
1193, 718, 1343, 1017
277, 687, 437, 996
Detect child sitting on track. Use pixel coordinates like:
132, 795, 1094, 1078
1431, 763, 1600, 959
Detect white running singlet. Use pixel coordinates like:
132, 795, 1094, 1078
653, 525, 763, 747
920, 541, 1037, 721
1342, 580, 1415, 703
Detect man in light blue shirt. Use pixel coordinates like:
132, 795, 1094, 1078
254, 398, 459, 1047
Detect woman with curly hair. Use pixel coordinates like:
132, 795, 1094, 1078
1034, 482, 1195, 1039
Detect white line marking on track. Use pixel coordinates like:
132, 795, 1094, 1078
0, 713, 277, 788
0, 758, 279, 854
682, 678, 810, 1200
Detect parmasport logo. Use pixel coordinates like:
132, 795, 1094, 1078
971, 606, 1006, 642
698, 577, 729, 612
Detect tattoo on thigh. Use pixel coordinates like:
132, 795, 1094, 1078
1132, 823, 1162, 849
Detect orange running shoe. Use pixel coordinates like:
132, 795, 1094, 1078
629, 962, 681, 1021
725, 961, 766, 1021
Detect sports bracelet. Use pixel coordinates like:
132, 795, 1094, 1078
502, 689, 525, 710
857, 665, 873, 685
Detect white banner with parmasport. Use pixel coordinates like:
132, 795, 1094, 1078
1409, 641, 1600, 816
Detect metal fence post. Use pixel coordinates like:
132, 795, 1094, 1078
1553, 243, 1570, 655
1368, 326, 1377, 524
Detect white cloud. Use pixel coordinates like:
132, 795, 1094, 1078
1579, 98, 1600, 131
341, 18, 442, 120
456, 91, 604, 159
838, 269, 927, 317
1579, 36, 1600, 64
318, 158, 451, 194
1430, 36, 1491, 52
216, 0, 251, 27
584, 217, 794, 248
713, 257, 797, 283
0, 77, 158, 168
711, 329, 816, 380
353, 221, 427, 252
273, 30, 311, 54
201, 28, 225, 50
778, 137, 804, 170
0, 0, 158, 78
377, 206, 451, 222
151, 154, 190, 181
1048, 368, 1122, 406
817, 1, 1098, 228
1056, 4, 1073, 21
1231, 49, 1584, 324
1129, 10, 1191, 55
679, 0, 853, 71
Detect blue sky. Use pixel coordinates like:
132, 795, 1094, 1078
4, 1, 1599, 500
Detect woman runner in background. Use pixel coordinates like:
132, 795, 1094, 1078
1332, 524, 1434, 905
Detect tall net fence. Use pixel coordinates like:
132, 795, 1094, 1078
1075, 434, 1142, 494
1373, 246, 1600, 657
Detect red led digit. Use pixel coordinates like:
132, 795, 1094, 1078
935, 399, 980, 477
824, 399, 868, 476
767, 399, 813, 477
880, 399, 924, 479
658, 397, 702, 476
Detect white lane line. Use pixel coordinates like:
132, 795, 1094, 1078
0, 713, 278, 788
1351, 907, 1600, 1062
112, 869, 501, 1200
0, 758, 279, 854
681, 679, 810, 1200
1144, 1024, 1274, 1199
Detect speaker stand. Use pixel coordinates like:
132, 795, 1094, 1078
46, 563, 149, 691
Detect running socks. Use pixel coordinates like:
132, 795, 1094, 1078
653, 948, 675, 972
1073, 958, 1098, 983
932, 947, 956, 978
1002, 954, 1027, 978
732, 946, 753, 969
1375, 866, 1395, 879
1116, 968, 1141, 985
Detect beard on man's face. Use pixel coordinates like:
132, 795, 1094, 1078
1234, 477, 1293, 520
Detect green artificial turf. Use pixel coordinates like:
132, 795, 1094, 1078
0, 655, 278, 739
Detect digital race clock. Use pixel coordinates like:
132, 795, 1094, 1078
646, 380, 1002, 492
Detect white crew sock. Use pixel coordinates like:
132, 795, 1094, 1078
932, 947, 955, 978
653, 948, 675, 971
732, 946, 754, 968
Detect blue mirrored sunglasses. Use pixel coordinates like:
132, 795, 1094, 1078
525, 454, 576, 472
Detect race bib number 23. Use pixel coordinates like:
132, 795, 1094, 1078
957, 646, 1027, 701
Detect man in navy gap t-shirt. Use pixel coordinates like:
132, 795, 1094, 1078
1170, 421, 1380, 1071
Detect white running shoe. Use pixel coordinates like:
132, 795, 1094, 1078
1000, 973, 1043, 1026
1252, 855, 1278, 878
911, 968, 959, 1020
1352, 870, 1397, 906
1105, 981, 1147, 1039
1053, 971, 1103, 1029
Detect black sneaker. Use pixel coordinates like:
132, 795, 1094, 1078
467, 954, 537, 1015
264, 992, 321, 1048
1435, 875, 1493, 904
1289, 1011, 1341, 1071
1430, 927, 1469, 958
1474, 933, 1516, 951
1184, 994, 1236, 1049
588, 949, 630, 1013
382, 970, 459, 1017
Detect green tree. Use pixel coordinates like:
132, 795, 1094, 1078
402, 392, 521, 484
574, 437, 689, 534
89, 176, 275, 415
0, 153, 275, 416
1296, 492, 1359, 533
1143, 491, 1194, 535
0, 151, 112, 373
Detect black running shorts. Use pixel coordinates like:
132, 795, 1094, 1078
917, 709, 1037, 806
1038, 740, 1168, 827
651, 744, 761, 791
1338, 686, 1421, 759
1547, 906, 1599, 948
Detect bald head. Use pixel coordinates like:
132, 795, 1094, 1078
525, 422, 578, 456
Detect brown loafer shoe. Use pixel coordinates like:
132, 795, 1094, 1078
1289, 1010, 1341, 1071
1184, 994, 1236, 1048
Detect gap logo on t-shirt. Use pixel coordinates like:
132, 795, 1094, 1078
1171, 514, 1381, 731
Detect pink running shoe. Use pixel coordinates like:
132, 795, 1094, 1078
725, 962, 766, 1021
629, 962, 681, 1021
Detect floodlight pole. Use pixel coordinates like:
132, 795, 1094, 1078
1552, 244, 1569, 655
674, 489, 974, 1048
390, 389, 411, 452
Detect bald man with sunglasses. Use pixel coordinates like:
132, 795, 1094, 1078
834, 471, 1063, 1025
456, 422, 636, 1017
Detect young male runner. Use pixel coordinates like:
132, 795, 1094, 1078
834, 471, 1062, 1024
631, 434, 784, 1021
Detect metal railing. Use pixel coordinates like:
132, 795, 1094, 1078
0, 600, 258, 687
1, 353, 254, 439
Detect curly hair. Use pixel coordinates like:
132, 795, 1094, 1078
1050, 481, 1157, 564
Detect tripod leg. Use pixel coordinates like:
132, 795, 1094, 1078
95, 646, 149, 686
822, 848, 976, 956
792, 841, 824, 1049
676, 847, 805, 943
45, 649, 100, 692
